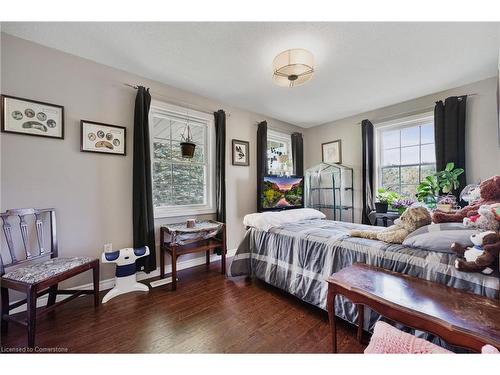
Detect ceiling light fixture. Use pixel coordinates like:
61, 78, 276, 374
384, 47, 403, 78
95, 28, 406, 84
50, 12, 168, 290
272, 49, 314, 88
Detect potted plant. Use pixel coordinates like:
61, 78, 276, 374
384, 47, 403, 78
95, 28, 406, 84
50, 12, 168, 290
416, 175, 439, 208
436, 195, 457, 213
391, 197, 416, 214
436, 162, 464, 195
180, 122, 196, 158
375, 188, 398, 213
415, 162, 464, 209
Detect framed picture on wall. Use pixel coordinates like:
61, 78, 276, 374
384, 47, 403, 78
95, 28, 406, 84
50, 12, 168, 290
322, 139, 342, 164
81, 120, 126, 156
497, 69, 500, 147
232, 139, 250, 166
1, 94, 64, 139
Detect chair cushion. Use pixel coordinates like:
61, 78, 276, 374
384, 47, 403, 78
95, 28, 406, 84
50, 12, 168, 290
2, 257, 95, 284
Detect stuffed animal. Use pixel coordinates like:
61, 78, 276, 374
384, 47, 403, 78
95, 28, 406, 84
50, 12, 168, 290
350, 206, 432, 244
491, 203, 500, 222
463, 204, 500, 232
433, 175, 500, 223
451, 231, 500, 275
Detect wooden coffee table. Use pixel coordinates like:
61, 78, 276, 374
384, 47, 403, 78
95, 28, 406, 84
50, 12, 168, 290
326, 263, 500, 353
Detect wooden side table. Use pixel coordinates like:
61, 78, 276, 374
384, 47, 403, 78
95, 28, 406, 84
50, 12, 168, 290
160, 221, 226, 291
368, 211, 400, 227
326, 263, 500, 353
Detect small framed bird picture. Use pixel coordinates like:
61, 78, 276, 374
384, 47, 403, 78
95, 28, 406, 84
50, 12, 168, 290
232, 139, 249, 166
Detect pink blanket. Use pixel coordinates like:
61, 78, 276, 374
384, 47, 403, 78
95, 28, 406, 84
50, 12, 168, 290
364, 321, 499, 354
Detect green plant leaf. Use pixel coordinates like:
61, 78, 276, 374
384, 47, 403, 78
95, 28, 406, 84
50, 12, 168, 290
445, 162, 454, 171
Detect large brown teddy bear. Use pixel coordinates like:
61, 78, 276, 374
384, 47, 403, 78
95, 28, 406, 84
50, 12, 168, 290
451, 231, 500, 274
350, 206, 431, 244
433, 175, 500, 223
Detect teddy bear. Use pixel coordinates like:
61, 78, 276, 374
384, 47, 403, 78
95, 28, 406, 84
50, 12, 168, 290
463, 204, 500, 232
451, 231, 500, 275
350, 206, 432, 244
433, 175, 500, 223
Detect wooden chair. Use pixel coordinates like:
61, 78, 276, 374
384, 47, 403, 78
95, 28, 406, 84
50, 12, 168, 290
0, 208, 100, 348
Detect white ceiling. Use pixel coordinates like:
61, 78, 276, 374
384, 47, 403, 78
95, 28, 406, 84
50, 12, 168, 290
2, 22, 499, 128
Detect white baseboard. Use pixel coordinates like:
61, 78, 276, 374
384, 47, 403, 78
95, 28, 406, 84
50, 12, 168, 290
9, 248, 236, 314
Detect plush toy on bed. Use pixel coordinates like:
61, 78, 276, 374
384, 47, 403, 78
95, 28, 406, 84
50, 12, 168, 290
350, 206, 432, 244
462, 203, 500, 232
451, 231, 500, 275
433, 175, 500, 223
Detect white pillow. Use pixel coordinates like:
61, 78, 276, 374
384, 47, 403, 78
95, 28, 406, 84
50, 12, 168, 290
243, 208, 326, 232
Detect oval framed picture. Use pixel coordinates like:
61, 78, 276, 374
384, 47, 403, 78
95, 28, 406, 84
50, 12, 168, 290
80, 120, 126, 156
1, 95, 64, 139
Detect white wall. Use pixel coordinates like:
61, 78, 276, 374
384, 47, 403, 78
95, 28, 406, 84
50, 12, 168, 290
304, 77, 500, 223
0, 33, 302, 286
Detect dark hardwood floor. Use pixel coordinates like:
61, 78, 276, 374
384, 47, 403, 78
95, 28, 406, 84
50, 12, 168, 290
1, 261, 366, 353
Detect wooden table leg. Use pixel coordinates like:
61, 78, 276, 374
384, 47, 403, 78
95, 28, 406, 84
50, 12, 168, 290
93, 263, 100, 308
171, 249, 177, 291
221, 226, 227, 275
327, 286, 337, 353
357, 304, 364, 344
160, 246, 165, 279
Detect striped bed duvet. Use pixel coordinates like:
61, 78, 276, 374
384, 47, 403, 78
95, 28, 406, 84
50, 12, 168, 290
229, 219, 499, 332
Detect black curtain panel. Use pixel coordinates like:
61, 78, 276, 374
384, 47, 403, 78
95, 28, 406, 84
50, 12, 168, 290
361, 119, 375, 225
291, 132, 304, 176
256, 121, 268, 212
133, 86, 156, 273
214, 110, 226, 223
434, 95, 467, 194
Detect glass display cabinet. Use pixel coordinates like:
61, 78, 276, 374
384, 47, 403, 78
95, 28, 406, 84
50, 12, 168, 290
305, 163, 354, 222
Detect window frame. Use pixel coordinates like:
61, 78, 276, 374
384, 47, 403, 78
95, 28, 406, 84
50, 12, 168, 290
374, 112, 435, 196
267, 129, 293, 176
149, 100, 215, 219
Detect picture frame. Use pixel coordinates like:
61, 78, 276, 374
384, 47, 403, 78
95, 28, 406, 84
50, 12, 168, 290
81, 120, 126, 156
497, 69, 500, 147
1, 94, 64, 139
232, 139, 250, 166
322, 139, 342, 164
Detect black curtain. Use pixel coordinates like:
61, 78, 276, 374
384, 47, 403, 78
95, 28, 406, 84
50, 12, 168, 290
434, 96, 467, 194
214, 110, 226, 223
291, 132, 304, 176
256, 121, 268, 212
133, 86, 156, 272
361, 119, 375, 225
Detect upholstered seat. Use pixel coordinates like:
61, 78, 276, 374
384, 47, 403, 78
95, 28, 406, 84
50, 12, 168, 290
2, 257, 94, 284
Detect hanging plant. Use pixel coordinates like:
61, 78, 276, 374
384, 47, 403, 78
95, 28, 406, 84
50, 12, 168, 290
180, 120, 196, 159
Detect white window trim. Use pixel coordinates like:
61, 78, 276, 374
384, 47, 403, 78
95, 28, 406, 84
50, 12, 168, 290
374, 111, 434, 192
267, 129, 293, 176
149, 100, 216, 219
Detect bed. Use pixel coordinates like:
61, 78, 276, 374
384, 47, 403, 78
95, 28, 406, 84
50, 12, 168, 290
229, 217, 500, 332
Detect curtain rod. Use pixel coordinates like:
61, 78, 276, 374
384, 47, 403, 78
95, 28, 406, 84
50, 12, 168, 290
254, 122, 301, 136
357, 93, 478, 125
124, 83, 231, 117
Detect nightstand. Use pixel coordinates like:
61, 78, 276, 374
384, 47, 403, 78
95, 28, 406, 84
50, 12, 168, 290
368, 211, 400, 227
159, 221, 226, 291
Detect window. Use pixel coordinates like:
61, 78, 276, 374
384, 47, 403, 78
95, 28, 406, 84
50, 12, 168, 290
150, 101, 215, 218
267, 130, 293, 176
375, 113, 436, 197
